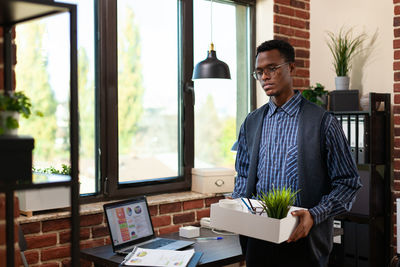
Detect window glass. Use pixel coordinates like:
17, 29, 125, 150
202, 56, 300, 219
15, 0, 96, 194
117, 0, 179, 183
194, 0, 250, 168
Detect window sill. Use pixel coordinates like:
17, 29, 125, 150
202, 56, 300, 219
17, 191, 225, 223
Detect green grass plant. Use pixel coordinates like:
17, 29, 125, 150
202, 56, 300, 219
257, 186, 299, 219
326, 28, 366, 77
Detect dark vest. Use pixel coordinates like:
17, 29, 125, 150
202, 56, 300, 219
242, 96, 333, 266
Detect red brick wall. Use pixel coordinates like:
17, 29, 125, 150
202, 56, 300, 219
395, 0, 400, 258
273, 0, 310, 90
18, 196, 223, 266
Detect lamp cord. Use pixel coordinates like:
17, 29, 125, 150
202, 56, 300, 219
210, 0, 213, 45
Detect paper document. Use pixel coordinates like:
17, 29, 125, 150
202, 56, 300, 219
122, 247, 195, 267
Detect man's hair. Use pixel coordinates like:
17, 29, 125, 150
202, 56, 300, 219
256, 39, 295, 63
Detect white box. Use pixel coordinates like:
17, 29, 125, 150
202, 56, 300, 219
18, 186, 70, 212
191, 168, 235, 194
179, 226, 200, 238
210, 199, 303, 244
18, 173, 71, 214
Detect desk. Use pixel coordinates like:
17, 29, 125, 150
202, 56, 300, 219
80, 228, 244, 267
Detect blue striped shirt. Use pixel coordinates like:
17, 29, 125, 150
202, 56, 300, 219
232, 92, 361, 225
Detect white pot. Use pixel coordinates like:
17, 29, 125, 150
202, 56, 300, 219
335, 76, 350, 90
0, 111, 19, 135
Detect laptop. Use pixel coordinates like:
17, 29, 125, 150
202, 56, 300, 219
104, 196, 194, 255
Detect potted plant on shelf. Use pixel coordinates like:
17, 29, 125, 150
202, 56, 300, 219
326, 27, 366, 90
301, 83, 328, 109
0, 90, 34, 135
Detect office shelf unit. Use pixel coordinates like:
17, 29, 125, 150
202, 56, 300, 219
329, 93, 391, 267
0, 1, 79, 266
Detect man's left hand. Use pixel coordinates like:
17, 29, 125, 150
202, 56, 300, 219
287, 210, 314, 243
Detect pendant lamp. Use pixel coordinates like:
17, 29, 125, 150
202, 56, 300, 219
192, 0, 231, 80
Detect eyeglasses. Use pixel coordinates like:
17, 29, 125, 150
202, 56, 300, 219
252, 62, 289, 80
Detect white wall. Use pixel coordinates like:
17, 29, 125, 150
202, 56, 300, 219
310, 0, 393, 100
255, 0, 274, 107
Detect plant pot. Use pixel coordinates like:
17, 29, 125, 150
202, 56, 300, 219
335, 76, 350, 90
18, 172, 72, 214
0, 111, 19, 135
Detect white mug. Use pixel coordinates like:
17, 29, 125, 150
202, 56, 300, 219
219, 199, 240, 210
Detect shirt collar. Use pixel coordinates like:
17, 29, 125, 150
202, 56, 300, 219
268, 91, 301, 117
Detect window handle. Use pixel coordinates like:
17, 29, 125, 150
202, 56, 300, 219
184, 82, 195, 106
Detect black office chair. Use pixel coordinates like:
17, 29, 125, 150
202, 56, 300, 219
18, 225, 28, 267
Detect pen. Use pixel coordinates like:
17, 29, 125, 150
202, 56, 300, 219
195, 237, 223, 241
247, 197, 255, 211
120, 249, 136, 265
240, 198, 255, 214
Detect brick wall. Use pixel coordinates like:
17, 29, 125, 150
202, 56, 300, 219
273, 0, 310, 90
395, 0, 400, 258
18, 196, 223, 266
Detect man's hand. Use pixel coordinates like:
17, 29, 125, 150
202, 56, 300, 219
287, 209, 314, 243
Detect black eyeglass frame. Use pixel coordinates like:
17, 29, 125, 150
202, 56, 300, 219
252, 62, 289, 80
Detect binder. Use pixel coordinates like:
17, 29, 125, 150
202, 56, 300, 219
357, 116, 366, 164
342, 116, 349, 141
350, 115, 356, 161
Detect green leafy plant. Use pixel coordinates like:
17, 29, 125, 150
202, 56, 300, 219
33, 164, 72, 175
301, 83, 328, 107
0, 91, 42, 134
326, 28, 367, 76
256, 186, 299, 219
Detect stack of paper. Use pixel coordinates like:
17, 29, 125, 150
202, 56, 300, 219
122, 247, 195, 267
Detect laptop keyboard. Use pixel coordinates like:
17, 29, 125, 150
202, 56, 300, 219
139, 238, 175, 249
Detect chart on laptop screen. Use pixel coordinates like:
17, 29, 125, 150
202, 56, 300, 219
106, 202, 153, 245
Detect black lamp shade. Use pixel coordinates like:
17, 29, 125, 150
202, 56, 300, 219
192, 49, 231, 79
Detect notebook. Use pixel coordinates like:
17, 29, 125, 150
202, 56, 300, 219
104, 196, 194, 255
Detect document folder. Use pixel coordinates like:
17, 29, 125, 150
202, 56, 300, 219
357, 116, 366, 164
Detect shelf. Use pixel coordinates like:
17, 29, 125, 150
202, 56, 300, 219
1, 0, 79, 266
0, 0, 73, 26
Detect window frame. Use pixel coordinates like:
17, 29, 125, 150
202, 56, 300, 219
81, 0, 256, 203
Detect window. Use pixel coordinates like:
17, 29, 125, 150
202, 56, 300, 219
117, 0, 179, 183
194, 0, 253, 168
15, 0, 255, 200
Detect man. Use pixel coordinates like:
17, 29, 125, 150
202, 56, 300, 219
232, 39, 361, 267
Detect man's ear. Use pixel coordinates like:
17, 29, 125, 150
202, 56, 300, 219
289, 62, 296, 75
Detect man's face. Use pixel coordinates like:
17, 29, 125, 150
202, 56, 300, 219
255, 49, 294, 98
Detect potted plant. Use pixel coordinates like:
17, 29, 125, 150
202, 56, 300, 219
256, 186, 299, 219
301, 83, 328, 109
326, 28, 367, 90
0, 90, 33, 135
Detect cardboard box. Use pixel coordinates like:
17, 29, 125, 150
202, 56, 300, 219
210, 199, 303, 244
191, 168, 235, 193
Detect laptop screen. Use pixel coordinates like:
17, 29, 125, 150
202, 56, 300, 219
104, 197, 155, 250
